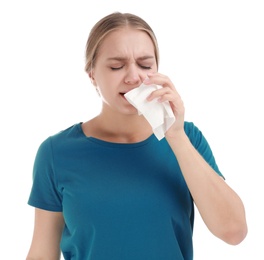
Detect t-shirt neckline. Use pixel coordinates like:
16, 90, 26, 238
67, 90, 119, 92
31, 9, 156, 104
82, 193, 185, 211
76, 122, 157, 148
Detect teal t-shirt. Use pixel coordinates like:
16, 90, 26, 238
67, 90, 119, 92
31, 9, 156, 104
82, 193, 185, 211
28, 122, 223, 260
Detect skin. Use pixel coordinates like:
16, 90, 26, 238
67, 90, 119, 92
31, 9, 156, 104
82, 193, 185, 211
86, 28, 157, 143
26, 27, 247, 259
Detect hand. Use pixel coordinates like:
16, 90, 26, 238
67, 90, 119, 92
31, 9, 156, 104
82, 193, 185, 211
143, 72, 185, 136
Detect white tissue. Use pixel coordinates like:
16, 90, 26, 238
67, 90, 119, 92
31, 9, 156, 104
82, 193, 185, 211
124, 83, 175, 140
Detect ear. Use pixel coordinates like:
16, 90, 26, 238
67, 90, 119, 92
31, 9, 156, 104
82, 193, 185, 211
89, 71, 97, 86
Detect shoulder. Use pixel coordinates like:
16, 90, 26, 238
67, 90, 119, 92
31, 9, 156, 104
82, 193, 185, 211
183, 121, 208, 148
49, 123, 83, 143
51, 123, 83, 140
184, 121, 201, 137
37, 123, 83, 154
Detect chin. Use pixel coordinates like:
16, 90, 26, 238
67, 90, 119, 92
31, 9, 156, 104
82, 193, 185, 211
122, 105, 138, 115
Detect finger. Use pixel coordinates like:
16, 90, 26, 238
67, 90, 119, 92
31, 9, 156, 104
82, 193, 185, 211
144, 73, 174, 89
146, 87, 171, 101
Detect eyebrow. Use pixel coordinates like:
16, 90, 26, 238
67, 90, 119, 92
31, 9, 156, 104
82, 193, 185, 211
106, 55, 155, 62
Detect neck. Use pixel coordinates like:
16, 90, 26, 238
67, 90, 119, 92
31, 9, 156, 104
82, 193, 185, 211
83, 111, 153, 143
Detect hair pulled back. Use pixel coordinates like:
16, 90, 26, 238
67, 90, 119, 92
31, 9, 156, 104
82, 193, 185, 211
84, 12, 159, 74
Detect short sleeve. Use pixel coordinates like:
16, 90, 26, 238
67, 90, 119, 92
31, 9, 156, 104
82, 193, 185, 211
184, 122, 224, 179
28, 137, 62, 211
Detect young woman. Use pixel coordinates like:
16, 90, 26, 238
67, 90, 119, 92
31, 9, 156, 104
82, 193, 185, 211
26, 12, 247, 260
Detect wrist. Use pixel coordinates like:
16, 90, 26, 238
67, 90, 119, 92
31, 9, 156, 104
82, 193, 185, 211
165, 128, 188, 142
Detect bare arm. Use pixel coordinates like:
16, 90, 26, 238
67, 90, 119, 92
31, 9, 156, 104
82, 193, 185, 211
166, 130, 248, 245
26, 208, 64, 260
144, 72, 248, 245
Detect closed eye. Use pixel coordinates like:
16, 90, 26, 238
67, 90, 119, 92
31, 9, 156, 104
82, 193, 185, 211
140, 65, 151, 70
110, 65, 151, 70
111, 66, 124, 70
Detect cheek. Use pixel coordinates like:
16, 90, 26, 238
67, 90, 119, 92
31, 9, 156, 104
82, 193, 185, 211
94, 69, 116, 86
97, 75, 121, 91
93, 68, 123, 97
96, 80, 115, 100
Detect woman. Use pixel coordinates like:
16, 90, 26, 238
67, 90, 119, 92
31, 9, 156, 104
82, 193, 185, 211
26, 12, 247, 260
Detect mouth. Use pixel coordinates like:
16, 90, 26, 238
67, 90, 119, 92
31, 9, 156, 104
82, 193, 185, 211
120, 88, 135, 99
120, 92, 127, 97
120, 89, 133, 96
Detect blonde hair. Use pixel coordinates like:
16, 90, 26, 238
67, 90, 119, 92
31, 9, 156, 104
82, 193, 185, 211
84, 12, 159, 74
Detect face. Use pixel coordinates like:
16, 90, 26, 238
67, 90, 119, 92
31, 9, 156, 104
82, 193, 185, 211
90, 28, 158, 115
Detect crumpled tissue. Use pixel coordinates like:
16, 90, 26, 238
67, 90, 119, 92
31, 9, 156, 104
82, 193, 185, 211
124, 83, 175, 141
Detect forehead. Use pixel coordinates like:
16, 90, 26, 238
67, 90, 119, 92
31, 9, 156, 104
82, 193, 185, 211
98, 28, 155, 58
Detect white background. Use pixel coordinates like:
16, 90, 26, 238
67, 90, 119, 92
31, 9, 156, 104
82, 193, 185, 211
1, 0, 263, 259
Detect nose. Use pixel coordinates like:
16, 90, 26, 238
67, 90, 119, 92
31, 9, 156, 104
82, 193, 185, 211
124, 64, 144, 85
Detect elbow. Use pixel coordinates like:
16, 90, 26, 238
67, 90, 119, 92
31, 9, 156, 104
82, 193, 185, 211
220, 221, 248, 245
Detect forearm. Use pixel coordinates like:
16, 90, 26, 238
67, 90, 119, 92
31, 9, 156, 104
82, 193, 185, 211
26, 248, 61, 260
26, 209, 64, 260
26, 256, 60, 260
166, 130, 247, 244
